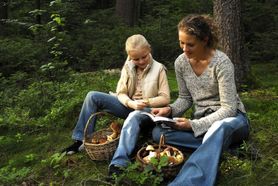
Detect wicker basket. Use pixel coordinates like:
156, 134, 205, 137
83, 112, 120, 161
136, 134, 184, 178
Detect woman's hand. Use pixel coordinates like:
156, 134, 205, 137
128, 100, 148, 110
173, 117, 192, 130
151, 106, 171, 117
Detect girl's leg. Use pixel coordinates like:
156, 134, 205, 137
110, 110, 153, 167
72, 91, 132, 141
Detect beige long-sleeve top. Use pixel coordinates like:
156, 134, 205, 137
116, 55, 170, 107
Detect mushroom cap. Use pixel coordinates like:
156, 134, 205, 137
110, 121, 121, 134
146, 145, 155, 151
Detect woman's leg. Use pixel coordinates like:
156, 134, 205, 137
72, 91, 132, 141
110, 110, 153, 167
152, 126, 203, 149
168, 112, 249, 186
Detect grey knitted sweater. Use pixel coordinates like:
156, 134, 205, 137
170, 50, 246, 137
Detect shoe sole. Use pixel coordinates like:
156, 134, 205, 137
65, 143, 84, 155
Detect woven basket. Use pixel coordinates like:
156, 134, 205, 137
83, 112, 120, 161
136, 134, 184, 178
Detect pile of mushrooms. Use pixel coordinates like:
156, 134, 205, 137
143, 145, 183, 165
91, 121, 121, 144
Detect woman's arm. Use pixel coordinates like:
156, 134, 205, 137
170, 58, 193, 117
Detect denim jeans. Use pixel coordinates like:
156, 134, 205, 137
152, 111, 249, 186
110, 109, 152, 167
72, 91, 133, 141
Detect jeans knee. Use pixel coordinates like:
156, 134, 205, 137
152, 126, 162, 143
85, 91, 99, 104
86, 91, 97, 99
128, 110, 141, 117
122, 120, 133, 131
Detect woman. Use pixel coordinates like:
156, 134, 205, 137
151, 14, 249, 186
62, 34, 170, 155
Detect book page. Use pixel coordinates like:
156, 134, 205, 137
140, 112, 177, 128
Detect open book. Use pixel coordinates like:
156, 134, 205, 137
140, 112, 177, 128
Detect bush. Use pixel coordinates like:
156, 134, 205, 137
0, 37, 48, 76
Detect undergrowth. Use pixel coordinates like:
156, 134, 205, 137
0, 63, 277, 185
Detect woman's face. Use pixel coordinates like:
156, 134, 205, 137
129, 47, 150, 70
178, 30, 207, 60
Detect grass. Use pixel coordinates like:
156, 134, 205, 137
0, 62, 277, 185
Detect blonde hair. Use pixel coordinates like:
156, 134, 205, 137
125, 34, 151, 54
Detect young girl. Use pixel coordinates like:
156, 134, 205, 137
62, 34, 170, 155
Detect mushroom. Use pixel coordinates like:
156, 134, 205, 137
175, 154, 183, 164
110, 121, 121, 134
91, 138, 99, 144
146, 145, 155, 151
168, 156, 177, 165
107, 133, 117, 141
161, 147, 174, 157
107, 121, 121, 141
143, 151, 157, 163
99, 137, 107, 144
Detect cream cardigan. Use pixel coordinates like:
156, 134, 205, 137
116, 55, 170, 108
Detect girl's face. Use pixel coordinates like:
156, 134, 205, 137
129, 48, 150, 70
178, 30, 207, 60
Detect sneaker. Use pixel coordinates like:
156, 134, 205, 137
108, 164, 124, 177
62, 140, 84, 155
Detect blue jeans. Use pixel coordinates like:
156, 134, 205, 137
152, 112, 249, 186
72, 91, 133, 141
110, 109, 152, 167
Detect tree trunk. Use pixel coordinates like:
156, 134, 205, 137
213, 0, 249, 89
98, 0, 113, 9
0, 0, 8, 20
0, 0, 8, 35
36, 0, 41, 24
116, 0, 140, 26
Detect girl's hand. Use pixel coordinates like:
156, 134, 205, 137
128, 100, 148, 110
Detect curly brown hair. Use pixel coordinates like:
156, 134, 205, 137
178, 14, 219, 49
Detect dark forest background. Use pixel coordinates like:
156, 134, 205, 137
0, 0, 276, 76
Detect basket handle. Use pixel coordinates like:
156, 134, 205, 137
83, 112, 109, 143
157, 134, 165, 159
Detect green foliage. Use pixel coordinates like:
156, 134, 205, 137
0, 70, 120, 130
242, 0, 278, 63
149, 155, 169, 172
41, 152, 66, 169
0, 166, 31, 185
114, 162, 164, 186
0, 37, 48, 76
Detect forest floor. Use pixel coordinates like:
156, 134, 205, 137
1, 63, 277, 186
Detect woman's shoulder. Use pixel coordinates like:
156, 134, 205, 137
175, 53, 186, 61
174, 53, 187, 66
213, 50, 234, 74
214, 50, 231, 63
174, 53, 191, 72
